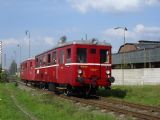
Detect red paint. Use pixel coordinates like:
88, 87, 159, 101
20, 58, 35, 82
20, 41, 113, 88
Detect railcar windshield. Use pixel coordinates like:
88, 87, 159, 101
77, 48, 87, 63
100, 49, 109, 63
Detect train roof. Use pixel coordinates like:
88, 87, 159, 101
36, 39, 111, 57
21, 58, 35, 64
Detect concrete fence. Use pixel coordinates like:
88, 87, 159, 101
112, 68, 160, 85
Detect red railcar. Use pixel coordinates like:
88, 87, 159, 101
20, 58, 36, 82
34, 39, 114, 95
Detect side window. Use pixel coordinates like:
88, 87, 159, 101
52, 51, 57, 64
60, 50, 64, 64
40, 57, 42, 66
47, 53, 51, 65
36, 58, 39, 67
43, 55, 47, 65
25, 63, 27, 69
66, 48, 71, 63
100, 49, 108, 63
77, 48, 87, 63
30, 61, 32, 68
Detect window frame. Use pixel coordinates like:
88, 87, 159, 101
60, 50, 65, 64
100, 49, 109, 63
77, 48, 87, 63
47, 53, 51, 65
52, 51, 57, 65
66, 48, 71, 63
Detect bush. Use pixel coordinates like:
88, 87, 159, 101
0, 70, 9, 83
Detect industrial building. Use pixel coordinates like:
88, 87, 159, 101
112, 40, 160, 69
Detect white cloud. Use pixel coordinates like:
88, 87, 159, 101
44, 37, 55, 46
102, 24, 160, 52
1, 38, 19, 46
134, 24, 160, 34
68, 0, 160, 13
103, 24, 160, 41
145, 0, 160, 5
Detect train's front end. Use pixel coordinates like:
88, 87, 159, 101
73, 40, 115, 95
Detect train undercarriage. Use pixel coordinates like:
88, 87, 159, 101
23, 80, 100, 97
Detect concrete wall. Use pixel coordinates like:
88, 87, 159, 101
112, 68, 160, 85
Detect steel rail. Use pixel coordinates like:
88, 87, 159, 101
14, 80, 160, 120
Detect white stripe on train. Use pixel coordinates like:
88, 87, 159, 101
35, 63, 111, 69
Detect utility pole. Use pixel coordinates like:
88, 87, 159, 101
26, 30, 31, 58
114, 27, 128, 86
0, 41, 2, 69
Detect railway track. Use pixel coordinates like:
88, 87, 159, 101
14, 80, 160, 120
100, 97, 160, 113
61, 96, 160, 120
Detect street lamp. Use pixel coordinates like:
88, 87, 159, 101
114, 27, 128, 86
0, 41, 2, 68
25, 30, 31, 58
114, 27, 127, 47
13, 50, 17, 75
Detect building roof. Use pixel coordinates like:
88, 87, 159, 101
118, 40, 160, 53
113, 40, 160, 65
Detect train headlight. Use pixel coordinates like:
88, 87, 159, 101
106, 70, 110, 75
78, 69, 82, 74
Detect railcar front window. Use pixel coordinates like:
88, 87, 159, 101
77, 48, 87, 63
100, 49, 108, 63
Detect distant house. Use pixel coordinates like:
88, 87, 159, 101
112, 40, 160, 69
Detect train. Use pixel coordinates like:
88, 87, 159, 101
20, 38, 115, 96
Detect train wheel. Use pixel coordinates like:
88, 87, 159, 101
64, 85, 72, 96
48, 83, 58, 93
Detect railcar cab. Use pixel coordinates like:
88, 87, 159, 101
72, 40, 114, 88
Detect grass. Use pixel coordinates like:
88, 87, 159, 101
98, 85, 160, 106
0, 83, 115, 120
0, 84, 30, 120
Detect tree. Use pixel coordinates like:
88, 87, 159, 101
9, 60, 17, 75
0, 64, 2, 81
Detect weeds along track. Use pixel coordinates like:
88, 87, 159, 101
61, 96, 160, 120
15, 81, 160, 120
100, 97, 160, 113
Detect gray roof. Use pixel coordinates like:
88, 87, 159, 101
36, 39, 111, 57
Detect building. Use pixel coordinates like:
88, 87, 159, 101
112, 40, 160, 69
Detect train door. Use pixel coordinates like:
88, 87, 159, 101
58, 49, 66, 84
89, 48, 100, 82
65, 48, 72, 84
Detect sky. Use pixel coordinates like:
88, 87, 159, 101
0, 0, 160, 68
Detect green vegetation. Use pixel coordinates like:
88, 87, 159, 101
1, 83, 159, 120
99, 85, 160, 106
9, 60, 17, 75
0, 84, 30, 120
0, 83, 115, 120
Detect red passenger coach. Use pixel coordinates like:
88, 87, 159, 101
34, 39, 115, 95
20, 58, 36, 83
